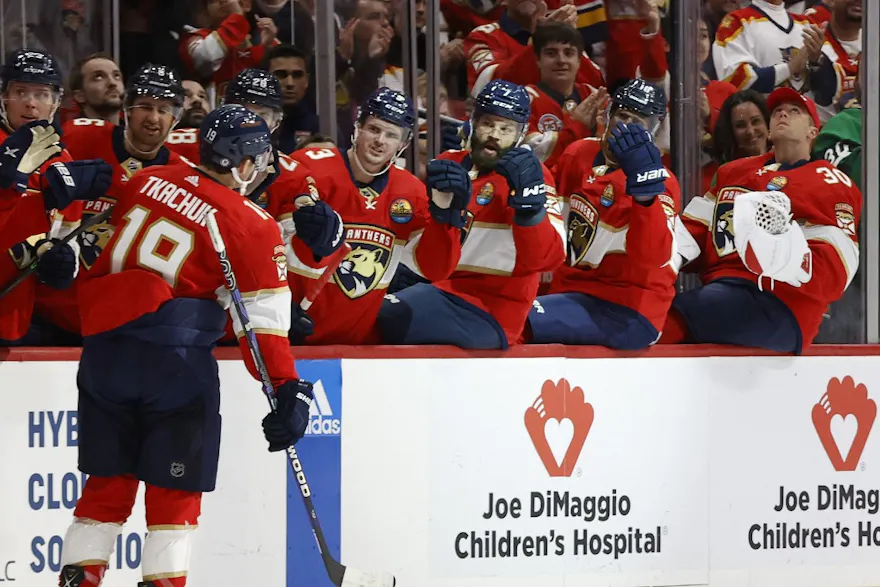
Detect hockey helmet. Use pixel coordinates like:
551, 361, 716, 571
224, 68, 283, 112
608, 79, 667, 132
200, 104, 272, 173
357, 87, 416, 132
1, 49, 63, 93
473, 80, 530, 125
125, 63, 185, 109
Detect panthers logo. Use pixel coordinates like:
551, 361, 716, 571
713, 187, 747, 257
79, 222, 116, 269
567, 194, 598, 266
537, 114, 562, 133
333, 224, 394, 299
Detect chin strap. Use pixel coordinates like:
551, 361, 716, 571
349, 123, 411, 178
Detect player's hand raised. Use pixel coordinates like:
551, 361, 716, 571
263, 379, 314, 451
496, 146, 547, 225
293, 200, 344, 258
607, 122, 667, 203
0, 121, 62, 193
42, 159, 113, 211
427, 158, 471, 228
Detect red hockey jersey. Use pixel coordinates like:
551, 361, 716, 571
165, 127, 201, 163
551, 138, 680, 330
0, 122, 82, 341
79, 163, 298, 385
524, 82, 599, 172
287, 147, 461, 345
35, 119, 183, 335
427, 149, 565, 344
465, 20, 604, 95
680, 154, 861, 347
804, 3, 831, 26
179, 14, 274, 96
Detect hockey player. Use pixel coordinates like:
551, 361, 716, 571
376, 80, 565, 349
0, 50, 112, 343
526, 79, 680, 350
165, 79, 211, 162
665, 88, 861, 353
58, 105, 313, 587
36, 64, 187, 338
288, 87, 462, 344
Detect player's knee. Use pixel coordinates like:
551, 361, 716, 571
144, 485, 202, 527
376, 294, 414, 344
74, 474, 139, 523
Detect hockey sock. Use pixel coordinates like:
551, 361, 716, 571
142, 485, 201, 585
659, 309, 691, 344
60, 475, 139, 586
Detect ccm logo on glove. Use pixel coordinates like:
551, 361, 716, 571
50, 162, 76, 187
636, 168, 670, 183
523, 184, 546, 198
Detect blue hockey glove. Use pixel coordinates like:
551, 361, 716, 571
606, 121, 668, 203
42, 159, 113, 211
426, 158, 471, 228
441, 120, 463, 151
495, 147, 546, 226
0, 121, 62, 193
263, 379, 314, 452
293, 201, 344, 258
289, 303, 315, 345
34, 239, 77, 290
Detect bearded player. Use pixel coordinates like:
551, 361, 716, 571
58, 105, 313, 587
37, 64, 187, 337
665, 88, 861, 353
166, 78, 211, 162
0, 50, 112, 343
288, 87, 462, 344
377, 79, 565, 349
526, 79, 680, 350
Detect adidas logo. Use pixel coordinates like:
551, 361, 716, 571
306, 380, 341, 436
184, 175, 200, 187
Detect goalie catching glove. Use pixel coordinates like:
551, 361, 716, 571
0, 121, 62, 193
733, 190, 812, 289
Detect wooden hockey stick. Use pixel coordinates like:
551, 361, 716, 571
0, 207, 113, 300
205, 211, 394, 587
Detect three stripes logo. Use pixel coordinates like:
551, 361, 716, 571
306, 380, 341, 436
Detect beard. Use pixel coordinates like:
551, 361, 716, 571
470, 134, 515, 171
179, 108, 207, 129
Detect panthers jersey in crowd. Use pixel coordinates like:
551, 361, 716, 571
289, 147, 461, 344
524, 82, 598, 172
422, 149, 565, 344
551, 138, 681, 331
679, 153, 861, 346
34, 118, 183, 334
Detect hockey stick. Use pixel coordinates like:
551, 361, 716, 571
0, 207, 113, 300
205, 211, 394, 587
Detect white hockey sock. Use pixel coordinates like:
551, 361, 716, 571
60, 517, 122, 566
141, 525, 196, 581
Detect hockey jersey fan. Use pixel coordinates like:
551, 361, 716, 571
524, 82, 599, 171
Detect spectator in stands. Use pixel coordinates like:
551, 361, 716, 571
604, 0, 668, 88
441, 0, 502, 37
807, 0, 861, 123
815, 59, 862, 190
711, 90, 771, 167
67, 53, 124, 125
713, 0, 818, 95
805, 0, 832, 26
180, 0, 280, 95
180, 79, 211, 128
523, 21, 607, 171
702, 0, 742, 79
464, 0, 604, 96
264, 44, 319, 153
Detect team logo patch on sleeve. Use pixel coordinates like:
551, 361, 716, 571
476, 182, 495, 205
334, 224, 394, 299
537, 114, 562, 132
600, 184, 615, 207
767, 176, 788, 191
389, 198, 413, 224
713, 186, 747, 256
835, 203, 856, 237
273, 244, 287, 281
567, 194, 598, 266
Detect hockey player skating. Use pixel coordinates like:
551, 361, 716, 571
287, 87, 462, 344
377, 79, 565, 349
664, 88, 861, 352
526, 79, 681, 350
58, 105, 313, 586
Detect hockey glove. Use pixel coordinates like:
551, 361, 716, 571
496, 146, 546, 226
293, 200, 344, 258
263, 379, 314, 452
607, 121, 668, 203
441, 120, 464, 151
0, 121, 62, 193
289, 303, 315, 345
426, 158, 471, 228
42, 159, 113, 211
34, 239, 77, 290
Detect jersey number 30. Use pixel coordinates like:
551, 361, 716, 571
110, 206, 194, 287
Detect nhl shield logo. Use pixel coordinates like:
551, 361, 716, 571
713, 186, 747, 256
567, 194, 598, 266
170, 462, 185, 478
334, 224, 394, 299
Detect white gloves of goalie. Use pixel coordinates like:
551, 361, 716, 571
733, 190, 812, 289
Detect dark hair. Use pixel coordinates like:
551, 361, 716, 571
712, 90, 770, 164
68, 52, 118, 94
295, 133, 336, 150
531, 21, 584, 56
262, 44, 309, 70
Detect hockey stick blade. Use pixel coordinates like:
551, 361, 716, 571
205, 212, 395, 587
0, 207, 113, 300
